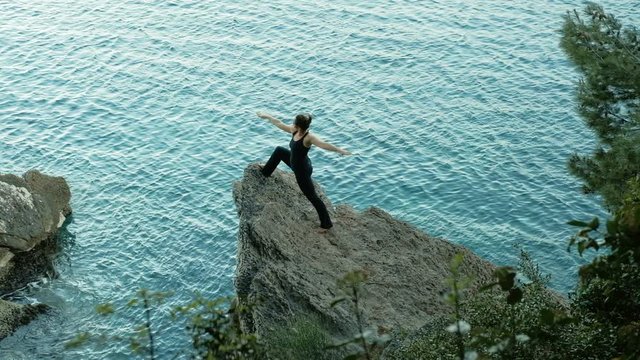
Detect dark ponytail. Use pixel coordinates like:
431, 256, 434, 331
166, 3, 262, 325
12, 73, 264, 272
294, 113, 312, 131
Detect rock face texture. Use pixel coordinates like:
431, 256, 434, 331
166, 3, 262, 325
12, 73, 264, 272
233, 163, 495, 340
0, 170, 71, 340
0, 170, 71, 252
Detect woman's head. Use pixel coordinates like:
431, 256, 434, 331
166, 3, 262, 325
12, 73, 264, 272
294, 113, 312, 132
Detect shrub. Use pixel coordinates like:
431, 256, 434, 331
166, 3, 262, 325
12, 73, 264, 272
262, 313, 341, 360
382, 251, 618, 360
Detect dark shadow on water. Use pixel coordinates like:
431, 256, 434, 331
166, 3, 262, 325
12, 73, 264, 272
53, 213, 77, 269
1, 214, 77, 301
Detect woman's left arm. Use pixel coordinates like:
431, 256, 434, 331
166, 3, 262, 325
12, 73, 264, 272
308, 134, 351, 156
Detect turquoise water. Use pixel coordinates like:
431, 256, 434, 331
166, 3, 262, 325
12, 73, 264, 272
1, 0, 637, 358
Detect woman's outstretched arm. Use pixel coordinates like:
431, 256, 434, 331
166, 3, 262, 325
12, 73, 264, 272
256, 112, 294, 133
308, 134, 351, 156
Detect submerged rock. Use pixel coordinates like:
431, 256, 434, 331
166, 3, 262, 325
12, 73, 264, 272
233, 163, 495, 341
0, 170, 71, 340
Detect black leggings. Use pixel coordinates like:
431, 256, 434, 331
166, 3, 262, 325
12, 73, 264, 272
261, 146, 333, 229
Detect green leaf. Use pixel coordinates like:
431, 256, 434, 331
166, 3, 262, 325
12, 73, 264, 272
130, 338, 143, 354
338, 270, 368, 288
330, 297, 347, 307
555, 314, 576, 326
96, 303, 114, 316
606, 219, 618, 234
587, 217, 600, 230
328, 330, 374, 350
577, 240, 588, 256
506, 288, 523, 305
586, 239, 600, 251
342, 354, 361, 360
567, 220, 588, 227
494, 267, 516, 291
578, 228, 591, 237
450, 253, 464, 272
540, 308, 555, 325
326, 338, 356, 349
578, 264, 594, 278
479, 282, 499, 292
64, 332, 91, 349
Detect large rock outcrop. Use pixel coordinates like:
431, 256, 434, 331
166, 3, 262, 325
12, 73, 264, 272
0, 170, 71, 252
0, 170, 72, 339
233, 163, 495, 341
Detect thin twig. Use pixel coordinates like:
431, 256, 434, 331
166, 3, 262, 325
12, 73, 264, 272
453, 270, 465, 360
143, 293, 156, 360
353, 285, 371, 360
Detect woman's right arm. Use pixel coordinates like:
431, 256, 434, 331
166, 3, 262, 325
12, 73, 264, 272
256, 112, 294, 133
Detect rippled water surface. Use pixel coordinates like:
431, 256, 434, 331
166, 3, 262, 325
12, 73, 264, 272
1, 0, 637, 358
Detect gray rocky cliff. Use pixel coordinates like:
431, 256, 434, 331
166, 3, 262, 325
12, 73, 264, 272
233, 163, 495, 341
0, 170, 72, 340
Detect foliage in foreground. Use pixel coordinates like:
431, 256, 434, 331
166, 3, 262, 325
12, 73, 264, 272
65, 289, 173, 358
330, 270, 390, 360
173, 295, 265, 359
384, 251, 617, 360
568, 177, 640, 359
561, 2, 640, 210
262, 313, 341, 360
65, 291, 265, 359
561, 3, 640, 358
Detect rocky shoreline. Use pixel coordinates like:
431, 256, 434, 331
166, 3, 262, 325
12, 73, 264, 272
0, 170, 71, 340
233, 163, 496, 342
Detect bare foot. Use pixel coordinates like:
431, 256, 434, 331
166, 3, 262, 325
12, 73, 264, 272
257, 164, 267, 178
316, 226, 333, 234
317, 227, 331, 234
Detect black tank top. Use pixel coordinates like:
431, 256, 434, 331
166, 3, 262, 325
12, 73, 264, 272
290, 131, 311, 171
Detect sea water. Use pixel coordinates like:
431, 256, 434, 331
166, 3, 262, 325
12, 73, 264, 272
0, 0, 637, 358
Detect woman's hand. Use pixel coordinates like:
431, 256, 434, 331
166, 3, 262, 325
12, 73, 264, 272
308, 134, 351, 155
257, 112, 294, 133
256, 111, 270, 120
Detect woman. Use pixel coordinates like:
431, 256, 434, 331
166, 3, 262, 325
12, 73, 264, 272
256, 111, 351, 233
